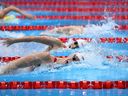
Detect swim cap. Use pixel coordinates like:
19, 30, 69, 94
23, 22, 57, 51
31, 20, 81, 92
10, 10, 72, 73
65, 38, 74, 48
76, 39, 88, 47
75, 52, 85, 61
4, 15, 15, 21
3, 15, 19, 24
65, 39, 88, 48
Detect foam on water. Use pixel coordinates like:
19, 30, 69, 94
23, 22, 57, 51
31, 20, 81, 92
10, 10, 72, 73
82, 17, 118, 37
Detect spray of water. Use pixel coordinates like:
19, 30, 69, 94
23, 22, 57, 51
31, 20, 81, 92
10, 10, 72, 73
82, 17, 118, 37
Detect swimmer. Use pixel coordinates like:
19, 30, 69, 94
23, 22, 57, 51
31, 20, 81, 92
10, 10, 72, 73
0, 52, 85, 75
47, 26, 84, 35
0, 3, 35, 19
3, 36, 88, 51
0, 36, 87, 74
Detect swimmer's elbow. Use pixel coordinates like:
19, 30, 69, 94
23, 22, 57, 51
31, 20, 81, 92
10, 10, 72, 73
45, 52, 51, 57
45, 46, 53, 51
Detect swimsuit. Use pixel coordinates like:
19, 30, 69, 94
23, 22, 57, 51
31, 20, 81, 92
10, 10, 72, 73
53, 57, 57, 63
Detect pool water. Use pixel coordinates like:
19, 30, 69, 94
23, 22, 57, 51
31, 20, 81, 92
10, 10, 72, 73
0, 89, 128, 96
0, 0, 128, 96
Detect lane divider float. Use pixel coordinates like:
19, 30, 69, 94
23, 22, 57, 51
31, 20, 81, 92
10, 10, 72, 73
20, 8, 128, 12
0, 25, 128, 31
2, 0, 125, 2
0, 81, 127, 89
16, 15, 128, 20
4, 1, 128, 6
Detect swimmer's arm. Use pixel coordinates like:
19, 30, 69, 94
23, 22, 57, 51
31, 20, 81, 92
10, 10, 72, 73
45, 46, 53, 51
0, 52, 51, 74
53, 26, 81, 35
57, 26, 80, 30
55, 26, 71, 32
50, 26, 72, 33
4, 36, 63, 47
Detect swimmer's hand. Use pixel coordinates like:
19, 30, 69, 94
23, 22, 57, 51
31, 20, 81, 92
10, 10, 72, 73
0, 65, 8, 75
3, 38, 14, 47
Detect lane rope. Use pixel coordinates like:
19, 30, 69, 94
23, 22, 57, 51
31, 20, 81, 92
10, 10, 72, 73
0, 25, 128, 31
0, 81, 127, 89
2, 0, 125, 2
4, 1, 128, 6
16, 15, 128, 20
20, 8, 128, 12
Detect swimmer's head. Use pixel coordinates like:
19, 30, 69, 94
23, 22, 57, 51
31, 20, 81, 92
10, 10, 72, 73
3, 15, 19, 24
71, 52, 85, 61
64, 52, 85, 64
4, 15, 15, 21
65, 39, 88, 49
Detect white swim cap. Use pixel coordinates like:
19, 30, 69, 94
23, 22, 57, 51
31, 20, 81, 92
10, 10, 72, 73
76, 39, 88, 47
65, 39, 88, 48
65, 38, 74, 48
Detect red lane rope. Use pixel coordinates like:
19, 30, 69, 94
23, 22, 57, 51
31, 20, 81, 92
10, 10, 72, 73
21, 8, 128, 12
0, 37, 128, 43
0, 55, 128, 63
4, 1, 128, 6
17, 16, 105, 20
16, 15, 128, 20
0, 25, 128, 31
0, 26, 48, 31
0, 81, 127, 89
3, 0, 125, 2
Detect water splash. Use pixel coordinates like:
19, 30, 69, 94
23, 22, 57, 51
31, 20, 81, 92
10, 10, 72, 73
82, 17, 118, 37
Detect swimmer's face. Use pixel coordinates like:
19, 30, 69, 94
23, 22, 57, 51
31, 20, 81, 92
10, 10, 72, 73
69, 41, 79, 49
64, 54, 80, 64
